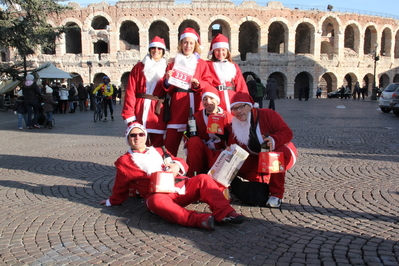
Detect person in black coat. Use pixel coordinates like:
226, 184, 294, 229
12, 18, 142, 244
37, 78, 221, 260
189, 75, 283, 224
266, 78, 278, 110
77, 83, 88, 111
21, 74, 42, 129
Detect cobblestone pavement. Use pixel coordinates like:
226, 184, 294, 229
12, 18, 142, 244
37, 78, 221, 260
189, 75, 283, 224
0, 98, 398, 266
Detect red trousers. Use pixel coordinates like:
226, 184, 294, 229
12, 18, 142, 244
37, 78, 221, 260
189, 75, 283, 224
186, 136, 221, 177
145, 174, 235, 228
238, 142, 297, 198
164, 128, 184, 156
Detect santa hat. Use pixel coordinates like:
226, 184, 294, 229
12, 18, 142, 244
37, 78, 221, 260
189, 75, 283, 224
209, 34, 230, 53
125, 122, 147, 145
180, 27, 200, 44
45, 85, 53, 94
25, 74, 34, 81
202, 86, 220, 104
230, 92, 255, 109
149, 36, 166, 50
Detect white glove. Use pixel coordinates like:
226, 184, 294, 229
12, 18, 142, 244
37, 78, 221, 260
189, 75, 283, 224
14, 111, 17, 115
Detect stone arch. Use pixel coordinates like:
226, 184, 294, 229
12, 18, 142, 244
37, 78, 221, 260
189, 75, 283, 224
208, 19, 231, 43
65, 22, 82, 54
267, 72, 286, 98
393, 74, 399, 83
379, 73, 390, 88
395, 30, 399, 58
91, 15, 110, 30
60, 17, 83, 29
119, 20, 140, 50
343, 72, 358, 91
294, 72, 313, 99
295, 22, 314, 54
267, 21, 288, 54
70, 72, 83, 85
363, 25, 378, 54
344, 21, 361, 53
320, 72, 338, 96
238, 21, 260, 61
149, 21, 170, 50
84, 12, 113, 32
380, 27, 392, 57
362, 73, 373, 95
320, 16, 339, 55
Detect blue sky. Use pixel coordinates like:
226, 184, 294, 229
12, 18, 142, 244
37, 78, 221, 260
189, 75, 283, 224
65, 0, 395, 18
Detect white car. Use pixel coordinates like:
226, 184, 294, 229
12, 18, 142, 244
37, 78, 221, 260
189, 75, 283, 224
378, 83, 399, 113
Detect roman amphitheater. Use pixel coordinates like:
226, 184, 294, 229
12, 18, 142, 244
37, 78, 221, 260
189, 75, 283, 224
3, 0, 399, 98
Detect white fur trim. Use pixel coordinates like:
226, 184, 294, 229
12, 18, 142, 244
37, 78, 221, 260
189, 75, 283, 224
211, 42, 229, 51
149, 41, 166, 50
180, 32, 198, 41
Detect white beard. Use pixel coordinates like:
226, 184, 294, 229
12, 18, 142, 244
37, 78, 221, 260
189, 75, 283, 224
131, 147, 164, 175
231, 113, 251, 146
213, 61, 236, 83
143, 55, 167, 84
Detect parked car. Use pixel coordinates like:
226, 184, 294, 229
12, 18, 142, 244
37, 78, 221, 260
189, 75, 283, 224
389, 87, 399, 116
328, 88, 351, 98
378, 83, 399, 113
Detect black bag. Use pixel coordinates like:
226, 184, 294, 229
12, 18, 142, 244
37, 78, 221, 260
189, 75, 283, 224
231, 176, 269, 206
163, 94, 171, 122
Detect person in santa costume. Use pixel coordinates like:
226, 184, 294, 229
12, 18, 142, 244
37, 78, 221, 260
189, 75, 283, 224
122, 36, 168, 147
100, 123, 245, 230
163, 27, 213, 156
226, 93, 297, 208
207, 33, 249, 112
185, 86, 232, 177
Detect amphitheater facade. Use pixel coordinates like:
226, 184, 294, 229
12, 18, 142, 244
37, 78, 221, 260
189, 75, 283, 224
2, 0, 399, 98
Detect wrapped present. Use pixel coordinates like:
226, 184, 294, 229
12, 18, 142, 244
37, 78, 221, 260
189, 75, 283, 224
258, 151, 285, 174
149, 171, 175, 193
206, 113, 226, 134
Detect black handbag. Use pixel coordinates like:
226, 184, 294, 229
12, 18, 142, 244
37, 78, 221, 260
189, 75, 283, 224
231, 176, 269, 207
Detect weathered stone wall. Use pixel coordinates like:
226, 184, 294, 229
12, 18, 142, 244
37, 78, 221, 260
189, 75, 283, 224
5, 0, 399, 98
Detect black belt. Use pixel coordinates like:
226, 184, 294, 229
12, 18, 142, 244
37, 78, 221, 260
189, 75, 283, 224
175, 88, 195, 93
216, 85, 235, 91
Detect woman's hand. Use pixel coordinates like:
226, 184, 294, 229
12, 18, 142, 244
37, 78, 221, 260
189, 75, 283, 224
191, 78, 200, 89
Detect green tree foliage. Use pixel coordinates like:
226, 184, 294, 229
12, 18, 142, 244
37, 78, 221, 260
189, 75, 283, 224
0, 0, 71, 79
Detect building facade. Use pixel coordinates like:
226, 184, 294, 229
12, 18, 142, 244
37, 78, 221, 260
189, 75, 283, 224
2, 0, 399, 98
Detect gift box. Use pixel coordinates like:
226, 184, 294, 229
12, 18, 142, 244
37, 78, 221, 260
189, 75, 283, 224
206, 113, 226, 134
258, 151, 285, 174
149, 171, 175, 193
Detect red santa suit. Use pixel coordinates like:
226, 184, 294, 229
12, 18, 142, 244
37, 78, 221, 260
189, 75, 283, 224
122, 55, 167, 147
186, 107, 232, 177
207, 61, 249, 111
105, 146, 236, 228
206, 34, 249, 112
227, 108, 297, 198
163, 53, 213, 156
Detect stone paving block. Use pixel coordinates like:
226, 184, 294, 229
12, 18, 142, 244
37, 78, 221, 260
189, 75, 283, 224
0, 100, 398, 265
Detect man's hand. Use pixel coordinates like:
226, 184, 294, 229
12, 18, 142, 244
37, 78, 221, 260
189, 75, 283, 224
100, 200, 107, 205
165, 163, 180, 177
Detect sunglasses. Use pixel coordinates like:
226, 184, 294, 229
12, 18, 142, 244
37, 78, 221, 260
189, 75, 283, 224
129, 133, 146, 138
231, 104, 248, 112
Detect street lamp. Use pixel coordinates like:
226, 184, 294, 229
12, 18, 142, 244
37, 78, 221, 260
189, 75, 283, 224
371, 43, 379, 100
87, 61, 92, 84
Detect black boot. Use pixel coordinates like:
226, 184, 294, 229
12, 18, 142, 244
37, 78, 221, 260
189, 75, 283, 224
48, 121, 53, 129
